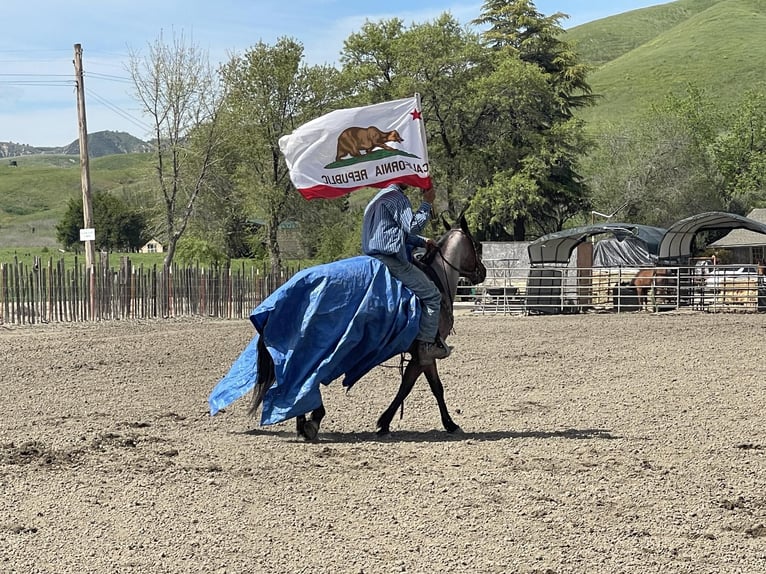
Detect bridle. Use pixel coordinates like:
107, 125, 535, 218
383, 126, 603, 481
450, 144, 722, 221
432, 229, 484, 285
415, 226, 484, 342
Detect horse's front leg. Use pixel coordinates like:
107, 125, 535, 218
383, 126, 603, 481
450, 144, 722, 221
376, 359, 423, 436
636, 288, 647, 312
423, 362, 461, 434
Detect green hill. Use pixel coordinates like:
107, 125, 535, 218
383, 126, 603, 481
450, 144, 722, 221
0, 153, 153, 248
566, 0, 766, 128
61, 130, 151, 157
565, 0, 719, 66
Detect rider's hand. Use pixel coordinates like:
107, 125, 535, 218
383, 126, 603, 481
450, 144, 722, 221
422, 185, 436, 205
425, 238, 437, 250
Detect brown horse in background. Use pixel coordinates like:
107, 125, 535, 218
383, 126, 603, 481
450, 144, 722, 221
630, 268, 674, 311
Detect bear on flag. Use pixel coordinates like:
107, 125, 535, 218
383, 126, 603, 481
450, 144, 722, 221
278, 95, 432, 199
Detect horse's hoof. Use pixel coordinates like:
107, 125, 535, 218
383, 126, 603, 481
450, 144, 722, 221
447, 425, 463, 434
376, 427, 391, 438
301, 419, 320, 442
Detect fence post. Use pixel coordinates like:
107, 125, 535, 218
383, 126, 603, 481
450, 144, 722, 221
0, 263, 6, 324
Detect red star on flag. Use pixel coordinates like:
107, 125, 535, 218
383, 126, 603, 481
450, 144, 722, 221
410, 108, 422, 120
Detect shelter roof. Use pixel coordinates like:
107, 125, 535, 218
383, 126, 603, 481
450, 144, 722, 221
658, 211, 766, 260
528, 223, 666, 265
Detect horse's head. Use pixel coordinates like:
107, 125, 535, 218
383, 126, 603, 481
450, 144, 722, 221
433, 213, 486, 285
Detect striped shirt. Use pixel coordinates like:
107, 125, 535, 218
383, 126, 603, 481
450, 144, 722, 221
361, 184, 432, 263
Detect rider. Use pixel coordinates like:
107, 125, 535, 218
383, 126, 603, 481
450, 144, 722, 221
361, 181, 451, 365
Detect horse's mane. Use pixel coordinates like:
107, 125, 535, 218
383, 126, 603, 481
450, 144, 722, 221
414, 254, 445, 293
413, 227, 454, 289
415, 218, 455, 269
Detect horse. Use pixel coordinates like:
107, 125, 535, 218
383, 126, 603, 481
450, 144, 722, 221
630, 267, 674, 311
247, 214, 487, 441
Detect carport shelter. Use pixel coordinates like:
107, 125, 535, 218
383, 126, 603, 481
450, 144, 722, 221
525, 224, 666, 313
658, 211, 766, 263
527, 224, 666, 266
522, 213, 766, 314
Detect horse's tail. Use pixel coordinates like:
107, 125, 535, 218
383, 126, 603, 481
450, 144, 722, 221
249, 336, 275, 417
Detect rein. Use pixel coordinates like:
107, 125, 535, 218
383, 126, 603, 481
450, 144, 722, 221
424, 230, 482, 322
432, 230, 482, 282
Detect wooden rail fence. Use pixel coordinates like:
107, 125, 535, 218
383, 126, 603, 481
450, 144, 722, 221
0, 256, 299, 325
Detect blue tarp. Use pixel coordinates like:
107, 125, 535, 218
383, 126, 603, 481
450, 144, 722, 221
208, 256, 420, 425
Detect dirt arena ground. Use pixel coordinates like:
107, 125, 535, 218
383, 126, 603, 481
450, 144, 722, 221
1, 310, 765, 573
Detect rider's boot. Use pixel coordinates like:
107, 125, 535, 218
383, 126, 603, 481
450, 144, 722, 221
418, 338, 451, 366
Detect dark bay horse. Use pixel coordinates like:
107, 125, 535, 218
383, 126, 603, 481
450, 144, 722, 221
630, 267, 674, 311
249, 214, 487, 440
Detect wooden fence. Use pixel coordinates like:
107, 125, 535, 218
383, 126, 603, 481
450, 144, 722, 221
0, 256, 299, 325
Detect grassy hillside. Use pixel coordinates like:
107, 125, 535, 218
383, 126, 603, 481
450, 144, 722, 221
568, 0, 766, 128
565, 0, 719, 65
0, 153, 154, 248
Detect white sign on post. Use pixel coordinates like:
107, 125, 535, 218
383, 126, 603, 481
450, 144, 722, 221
79, 228, 96, 241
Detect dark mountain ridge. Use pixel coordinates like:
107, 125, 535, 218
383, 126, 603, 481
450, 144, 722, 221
0, 130, 151, 159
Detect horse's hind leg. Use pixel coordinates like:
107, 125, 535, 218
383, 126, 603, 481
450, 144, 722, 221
296, 414, 308, 438
305, 404, 326, 441
423, 363, 461, 434
376, 360, 422, 436
296, 404, 326, 442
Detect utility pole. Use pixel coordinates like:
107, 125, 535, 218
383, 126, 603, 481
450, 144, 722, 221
74, 43, 95, 270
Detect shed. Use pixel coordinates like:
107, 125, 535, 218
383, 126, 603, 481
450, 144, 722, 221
140, 239, 164, 254
706, 208, 766, 264
523, 224, 665, 314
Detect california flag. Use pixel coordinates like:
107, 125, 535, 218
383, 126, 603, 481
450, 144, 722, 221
279, 95, 432, 200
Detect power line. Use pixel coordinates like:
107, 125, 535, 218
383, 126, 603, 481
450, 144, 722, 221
0, 80, 72, 86
85, 71, 133, 83
0, 72, 72, 77
86, 88, 151, 133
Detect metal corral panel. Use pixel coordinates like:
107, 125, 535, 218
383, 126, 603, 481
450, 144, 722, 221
481, 241, 530, 290
526, 268, 563, 314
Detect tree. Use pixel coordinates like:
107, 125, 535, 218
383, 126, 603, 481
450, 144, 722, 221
470, 0, 595, 240
713, 88, 766, 212
220, 37, 346, 273
340, 18, 407, 104
583, 85, 725, 227
56, 192, 147, 251
340, 15, 491, 218
338, 8, 594, 240
474, 0, 594, 114
129, 30, 226, 269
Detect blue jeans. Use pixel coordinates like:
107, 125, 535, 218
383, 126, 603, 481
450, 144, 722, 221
372, 254, 441, 342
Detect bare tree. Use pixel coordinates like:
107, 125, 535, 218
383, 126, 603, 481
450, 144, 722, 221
129, 30, 225, 268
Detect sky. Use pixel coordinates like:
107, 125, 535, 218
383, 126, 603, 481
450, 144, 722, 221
0, 1, 671, 147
